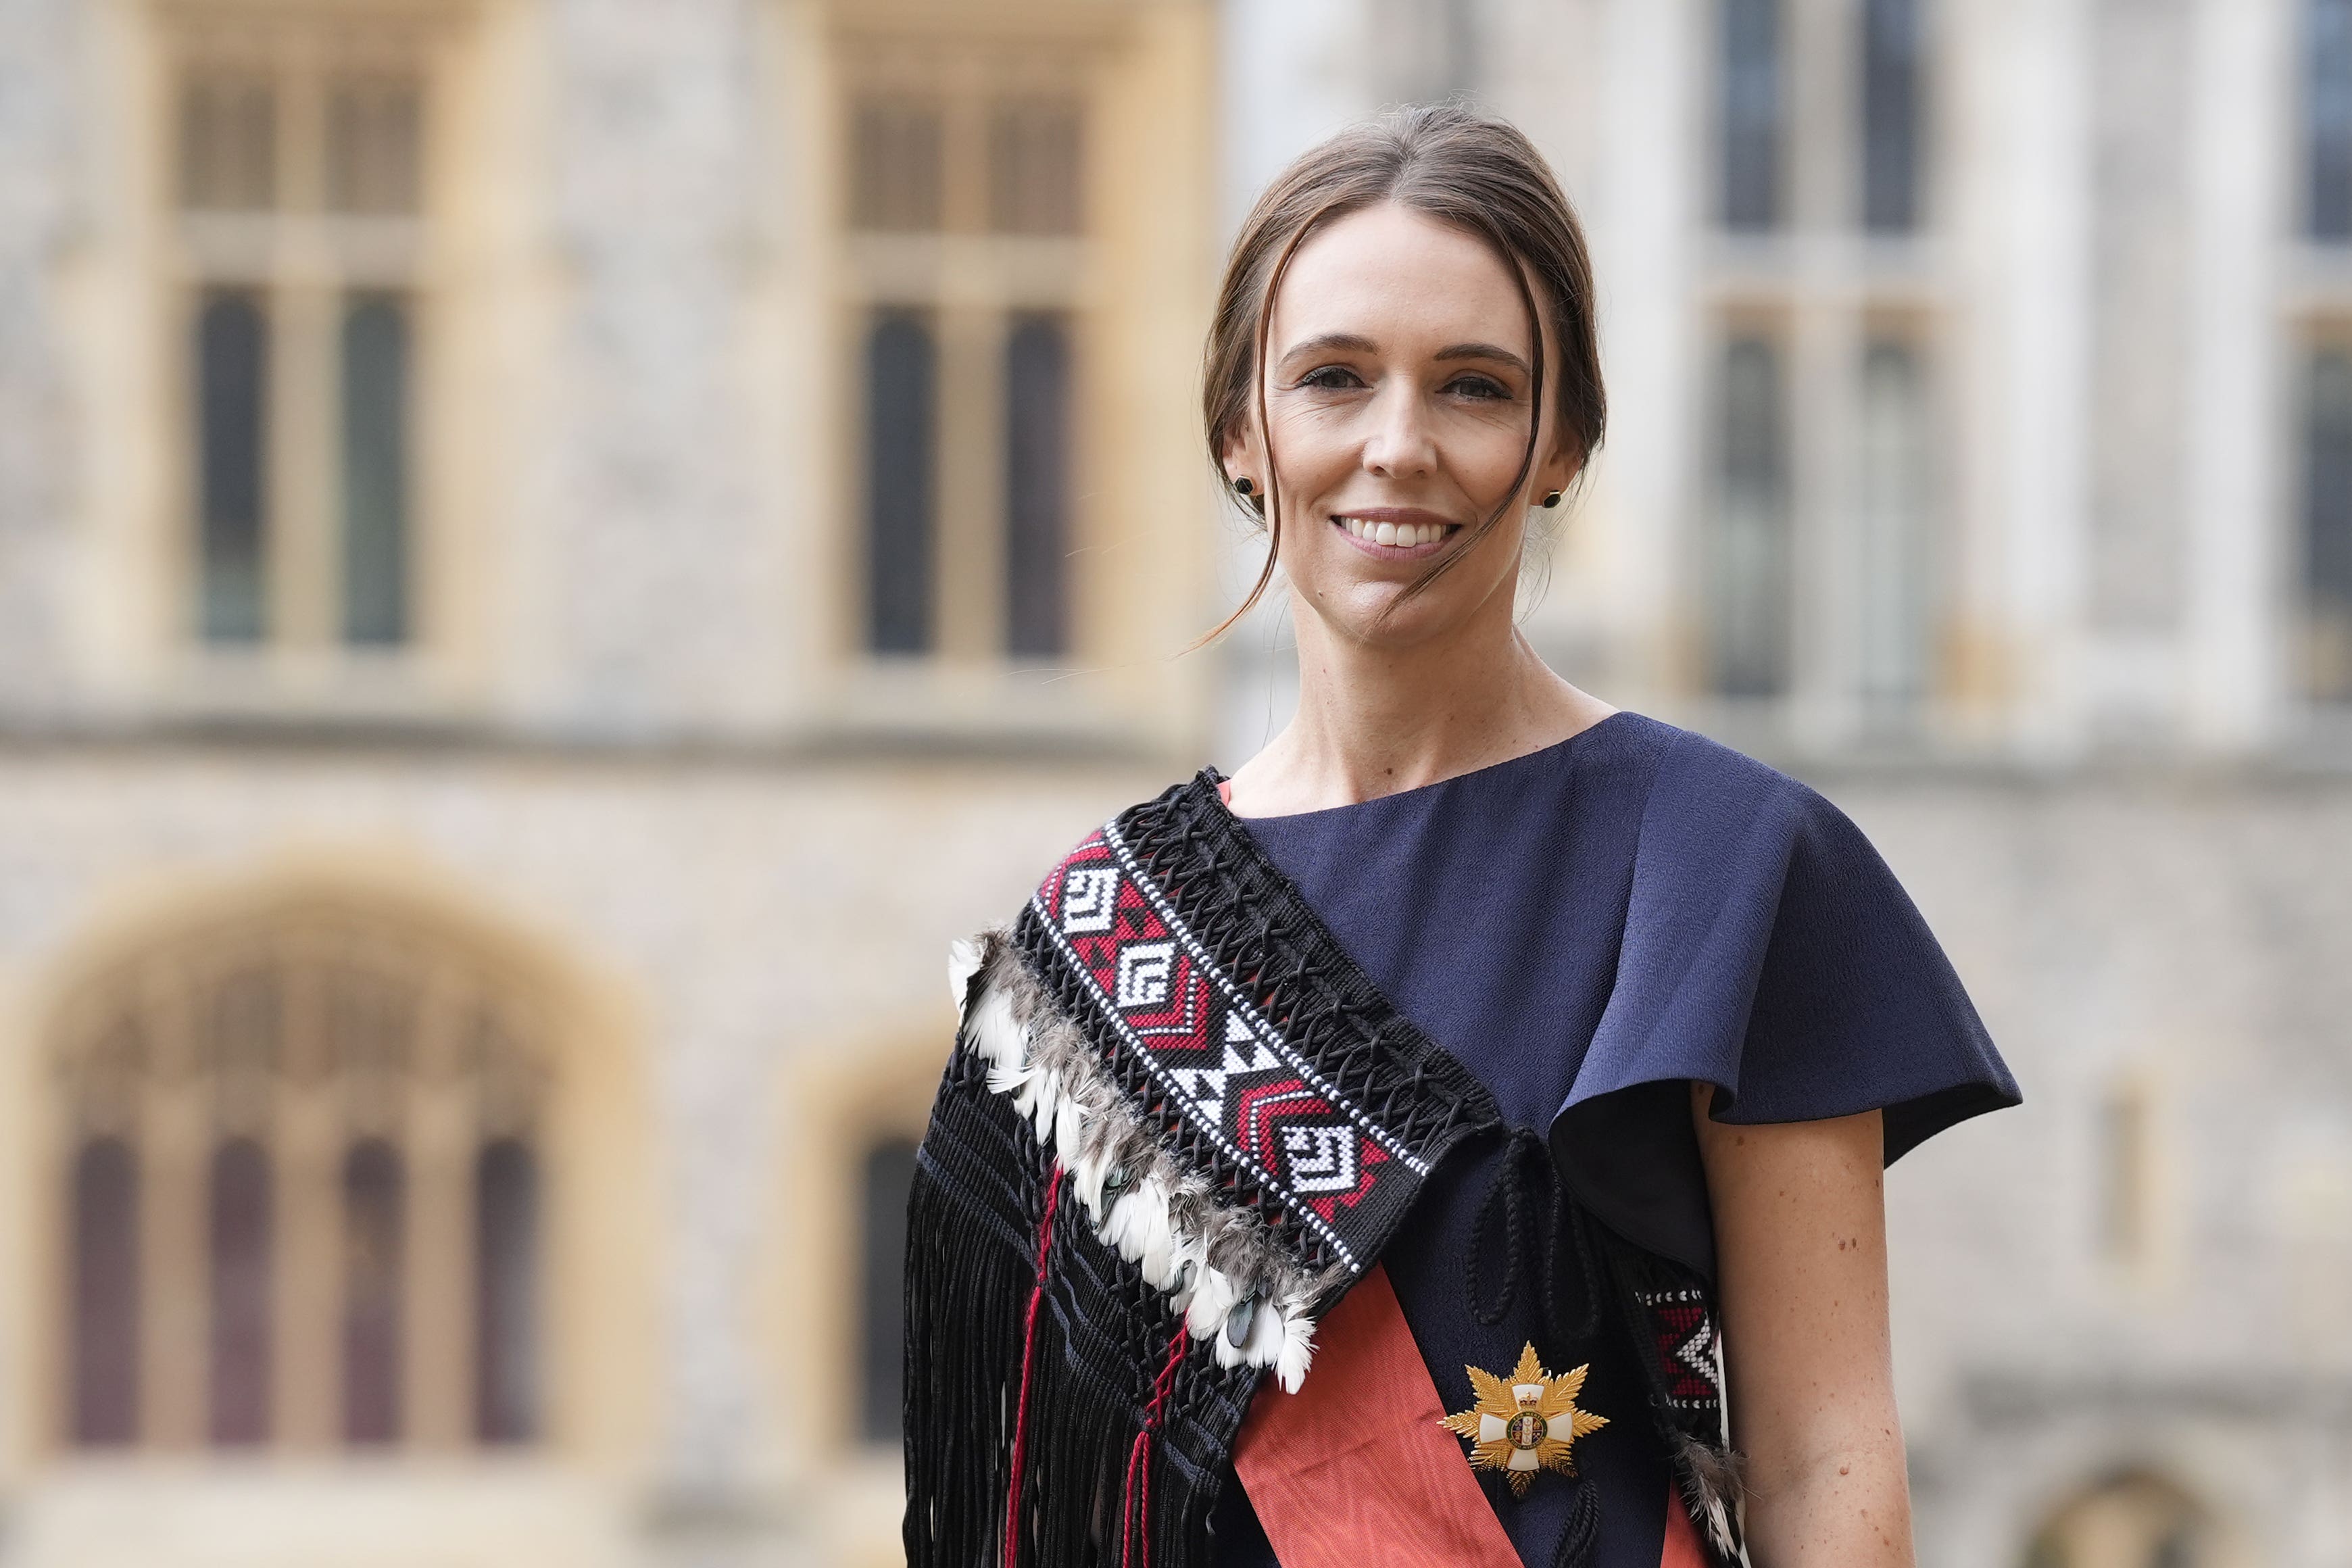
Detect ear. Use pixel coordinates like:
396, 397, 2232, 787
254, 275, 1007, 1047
1219, 422, 1262, 491
1534, 439, 1585, 506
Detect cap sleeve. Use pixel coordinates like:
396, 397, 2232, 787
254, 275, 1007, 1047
1563, 730, 2020, 1163
1546, 731, 2019, 1278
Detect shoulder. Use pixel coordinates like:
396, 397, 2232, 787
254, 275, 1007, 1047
1627, 716, 1851, 850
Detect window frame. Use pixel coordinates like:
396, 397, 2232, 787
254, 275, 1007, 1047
150, 7, 457, 700
831, 43, 1102, 672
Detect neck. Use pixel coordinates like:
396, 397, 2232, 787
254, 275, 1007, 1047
1228, 587, 1613, 816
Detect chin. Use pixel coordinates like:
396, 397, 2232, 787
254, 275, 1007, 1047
1322, 581, 1480, 650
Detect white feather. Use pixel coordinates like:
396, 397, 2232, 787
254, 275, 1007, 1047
1133, 1196, 1181, 1289
1184, 1267, 1242, 1340
965, 985, 1026, 1071
1070, 1145, 1116, 1219
1017, 1068, 1060, 1139
1165, 1238, 1210, 1313
1052, 1092, 1087, 1168
1242, 1292, 1288, 1367
1273, 1308, 1316, 1393
947, 938, 985, 1008
1102, 1176, 1175, 1273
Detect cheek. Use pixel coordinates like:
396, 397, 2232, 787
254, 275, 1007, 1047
1443, 408, 1541, 492
1265, 406, 1361, 500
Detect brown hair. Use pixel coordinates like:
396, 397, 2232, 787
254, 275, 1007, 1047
1200, 103, 1606, 641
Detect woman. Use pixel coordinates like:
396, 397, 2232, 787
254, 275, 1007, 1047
905, 105, 2017, 1568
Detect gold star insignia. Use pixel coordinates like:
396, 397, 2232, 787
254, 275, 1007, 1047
1438, 1344, 1611, 1498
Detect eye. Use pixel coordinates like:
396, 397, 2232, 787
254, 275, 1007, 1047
1444, 373, 1513, 401
1296, 365, 1368, 391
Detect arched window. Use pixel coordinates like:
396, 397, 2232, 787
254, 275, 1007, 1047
70, 1136, 139, 1445
475, 1137, 538, 1444
857, 1137, 919, 1444
2026, 1473, 2204, 1568
207, 1137, 274, 1445
341, 1140, 404, 1443
53, 904, 552, 1453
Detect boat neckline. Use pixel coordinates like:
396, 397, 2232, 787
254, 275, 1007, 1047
1212, 708, 1644, 825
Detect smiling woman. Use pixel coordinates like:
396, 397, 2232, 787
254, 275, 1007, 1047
904, 105, 2017, 1568
1200, 114, 1601, 656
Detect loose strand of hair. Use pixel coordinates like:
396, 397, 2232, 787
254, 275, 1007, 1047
1185, 198, 1349, 652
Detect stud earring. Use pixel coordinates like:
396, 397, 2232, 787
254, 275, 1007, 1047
1231, 476, 1256, 497
1541, 490, 1563, 508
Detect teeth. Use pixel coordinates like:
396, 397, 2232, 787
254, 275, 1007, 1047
1338, 518, 1450, 547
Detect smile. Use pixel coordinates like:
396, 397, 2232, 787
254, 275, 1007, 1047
1333, 515, 1459, 554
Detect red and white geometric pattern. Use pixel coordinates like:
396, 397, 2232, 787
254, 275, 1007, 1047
1027, 823, 1431, 1270
1636, 1288, 1722, 1412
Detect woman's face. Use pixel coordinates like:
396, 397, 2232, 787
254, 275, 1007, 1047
1225, 201, 1577, 652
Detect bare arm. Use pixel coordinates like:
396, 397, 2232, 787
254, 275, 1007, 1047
1690, 1085, 1914, 1567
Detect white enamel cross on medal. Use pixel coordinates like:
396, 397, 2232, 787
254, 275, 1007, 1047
1440, 1344, 1611, 1498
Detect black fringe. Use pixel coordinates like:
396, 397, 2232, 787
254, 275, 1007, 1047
906, 1046, 1260, 1568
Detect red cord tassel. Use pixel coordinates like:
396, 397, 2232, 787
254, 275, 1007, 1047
1002, 1165, 1066, 1568
1120, 1329, 1192, 1568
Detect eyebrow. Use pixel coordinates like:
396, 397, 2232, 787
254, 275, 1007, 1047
1275, 333, 1532, 377
1433, 341, 1532, 376
1276, 333, 1380, 364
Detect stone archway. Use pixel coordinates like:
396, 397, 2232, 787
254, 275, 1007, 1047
2024, 1471, 2205, 1568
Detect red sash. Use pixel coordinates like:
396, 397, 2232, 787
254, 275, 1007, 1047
1233, 1264, 1710, 1568
1233, 1265, 1519, 1567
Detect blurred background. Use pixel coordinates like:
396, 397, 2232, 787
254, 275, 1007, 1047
0, 0, 2347, 1565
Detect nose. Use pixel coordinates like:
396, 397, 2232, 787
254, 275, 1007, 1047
1360, 379, 1437, 481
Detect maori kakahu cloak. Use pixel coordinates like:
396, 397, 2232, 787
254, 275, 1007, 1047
906, 715, 2018, 1568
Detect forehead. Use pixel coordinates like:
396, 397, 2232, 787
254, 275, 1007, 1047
1269, 201, 1532, 356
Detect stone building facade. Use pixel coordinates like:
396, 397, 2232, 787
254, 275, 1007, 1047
0, 1, 2346, 1567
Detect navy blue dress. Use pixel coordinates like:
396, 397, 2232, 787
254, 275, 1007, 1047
1206, 710, 2019, 1567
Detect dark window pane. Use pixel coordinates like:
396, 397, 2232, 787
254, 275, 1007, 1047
197, 292, 270, 643
2313, 0, 2352, 239
988, 99, 1083, 235
851, 98, 944, 232
1862, 0, 1923, 232
859, 1139, 918, 1443
1004, 314, 1072, 658
1858, 341, 1932, 710
327, 76, 421, 216
1711, 336, 1791, 696
2305, 349, 2352, 699
341, 1140, 404, 1444
865, 312, 937, 655
71, 1137, 140, 1446
1721, 0, 1783, 230
180, 72, 276, 212
207, 1138, 272, 1445
474, 1138, 538, 1444
341, 295, 410, 645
